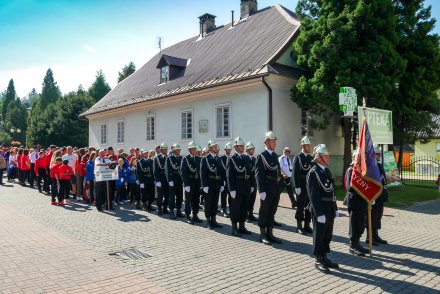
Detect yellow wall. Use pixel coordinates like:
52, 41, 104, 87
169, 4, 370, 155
415, 139, 440, 159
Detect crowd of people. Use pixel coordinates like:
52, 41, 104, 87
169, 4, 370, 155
0, 131, 389, 274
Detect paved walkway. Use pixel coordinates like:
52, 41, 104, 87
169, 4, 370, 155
0, 181, 439, 293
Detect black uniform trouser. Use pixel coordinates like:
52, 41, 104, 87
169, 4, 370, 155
36, 168, 47, 192
258, 181, 280, 228
204, 182, 220, 218
312, 214, 335, 257
296, 181, 311, 223
220, 184, 231, 210
58, 179, 70, 202
284, 177, 296, 207
95, 181, 113, 210
45, 168, 51, 192
169, 181, 183, 210
349, 206, 366, 245
156, 180, 169, 209
230, 183, 251, 223
89, 180, 95, 203
369, 200, 385, 231
184, 181, 200, 216
116, 185, 126, 203
128, 183, 139, 201
51, 178, 58, 202
248, 188, 257, 213
140, 182, 155, 206
30, 163, 36, 186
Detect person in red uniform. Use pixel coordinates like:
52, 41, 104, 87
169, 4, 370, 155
17, 148, 23, 184
21, 149, 31, 186
34, 151, 47, 193
50, 157, 62, 205
45, 145, 56, 194
57, 159, 74, 206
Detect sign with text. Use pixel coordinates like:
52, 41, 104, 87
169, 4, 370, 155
358, 107, 393, 144
95, 164, 119, 182
382, 151, 401, 187
339, 87, 357, 117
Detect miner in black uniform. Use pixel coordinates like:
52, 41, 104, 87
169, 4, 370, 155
344, 150, 369, 256
245, 142, 258, 222
256, 131, 283, 245
137, 149, 155, 212
293, 136, 314, 235
367, 146, 389, 245
227, 137, 253, 237
166, 144, 184, 220
181, 142, 203, 224
219, 143, 232, 217
154, 143, 169, 215
306, 144, 339, 273
200, 140, 225, 230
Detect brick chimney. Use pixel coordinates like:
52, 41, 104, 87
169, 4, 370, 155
199, 13, 216, 37
240, 0, 258, 19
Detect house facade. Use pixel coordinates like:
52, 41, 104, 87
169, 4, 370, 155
83, 1, 344, 157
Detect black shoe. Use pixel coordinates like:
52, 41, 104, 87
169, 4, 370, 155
207, 218, 214, 230
186, 216, 194, 224
323, 255, 339, 269
267, 227, 282, 244
303, 222, 313, 234
259, 227, 272, 245
176, 210, 185, 218
192, 215, 203, 223
170, 211, 176, 219
135, 203, 141, 210
157, 207, 163, 216
143, 204, 148, 211
231, 223, 242, 237
349, 246, 366, 257
374, 231, 388, 244
296, 221, 306, 235
239, 222, 252, 235
273, 220, 282, 227
212, 216, 223, 228
358, 245, 369, 254
315, 258, 330, 274
147, 205, 156, 212
366, 238, 379, 246
163, 208, 170, 214
247, 213, 258, 222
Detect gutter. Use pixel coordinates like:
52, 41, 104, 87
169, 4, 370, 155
261, 76, 273, 131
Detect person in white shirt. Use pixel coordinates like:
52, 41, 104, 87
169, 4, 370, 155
94, 150, 111, 212
62, 146, 77, 197
29, 147, 39, 188
279, 147, 296, 210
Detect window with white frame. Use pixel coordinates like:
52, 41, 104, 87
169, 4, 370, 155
146, 115, 155, 141
160, 66, 169, 84
216, 104, 231, 138
100, 123, 107, 145
181, 110, 193, 140
117, 120, 124, 143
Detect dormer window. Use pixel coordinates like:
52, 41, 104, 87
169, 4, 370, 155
156, 54, 187, 83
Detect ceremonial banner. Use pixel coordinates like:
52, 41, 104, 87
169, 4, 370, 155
350, 117, 383, 202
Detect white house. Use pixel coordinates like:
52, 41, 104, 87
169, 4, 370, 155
82, 1, 344, 158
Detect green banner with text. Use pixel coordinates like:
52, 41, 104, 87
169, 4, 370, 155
358, 107, 393, 144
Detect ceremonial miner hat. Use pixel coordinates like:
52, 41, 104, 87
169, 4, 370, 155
314, 144, 329, 155
301, 136, 311, 145
265, 131, 277, 141
202, 147, 208, 153
208, 140, 218, 148
373, 145, 380, 154
172, 143, 181, 150
234, 137, 245, 146
246, 142, 255, 150
188, 141, 197, 149
284, 147, 291, 152
224, 142, 233, 150
196, 145, 202, 152
141, 149, 148, 154
160, 142, 168, 149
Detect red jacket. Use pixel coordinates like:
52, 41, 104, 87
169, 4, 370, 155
46, 151, 53, 168
17, 154, 23, 170
58, 164, 74, 180
21, 155, 31, 171
75, 158, 86, 177
50, 163, 61, 179
34, 157, 46, 175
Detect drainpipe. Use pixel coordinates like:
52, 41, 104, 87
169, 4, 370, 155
261, 76, 273, 131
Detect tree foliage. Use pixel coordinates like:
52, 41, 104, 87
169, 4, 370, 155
1, 79, 16, 122
40, 68, 61, 107
118, 61, 136, 83
88, 69, 111, 102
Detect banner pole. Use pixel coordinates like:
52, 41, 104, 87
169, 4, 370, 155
368, 202, 373, 257
106, 181, 110, 211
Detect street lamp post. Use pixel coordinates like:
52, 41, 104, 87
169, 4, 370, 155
10, 127, 21, 146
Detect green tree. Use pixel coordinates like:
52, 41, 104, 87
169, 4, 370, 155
118, 61, 136, 83
292, 0, 406, 173
392, 0, 440, 167
88, 69, 111, 102
2, 79, 16, 122
40, 68, 61, 107
5, 98, 28, 144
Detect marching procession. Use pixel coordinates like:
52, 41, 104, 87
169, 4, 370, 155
0, 131, 389, 274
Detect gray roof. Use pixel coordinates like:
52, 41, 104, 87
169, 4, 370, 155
83, 4, 300, 117
417, 114, 440, 139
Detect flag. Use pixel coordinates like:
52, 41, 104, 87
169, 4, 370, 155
350, 117, 383, 202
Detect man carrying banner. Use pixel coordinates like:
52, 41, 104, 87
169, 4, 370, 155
306, 144, 339, 273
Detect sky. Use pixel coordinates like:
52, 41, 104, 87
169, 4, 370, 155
0, 0, 439, 98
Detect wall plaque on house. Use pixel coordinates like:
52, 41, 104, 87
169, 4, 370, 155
199, 120, 208, 133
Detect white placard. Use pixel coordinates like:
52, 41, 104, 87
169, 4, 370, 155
95, 165, 119, 182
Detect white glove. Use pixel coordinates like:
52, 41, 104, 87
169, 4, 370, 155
169, 181, 174, 187
184, 186, 190, 192
317, 215, 326, 223
156, 182, 162, 188
251, 187, 254, 193
371, 200, 375, 205
230, 191, 236, 198
220, 186, 224, 192
335, 210, 340, 218
295, 188, 301, 195
260, 192, 266, 201
136, 180, 139, 185
203, 187, 209, 193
